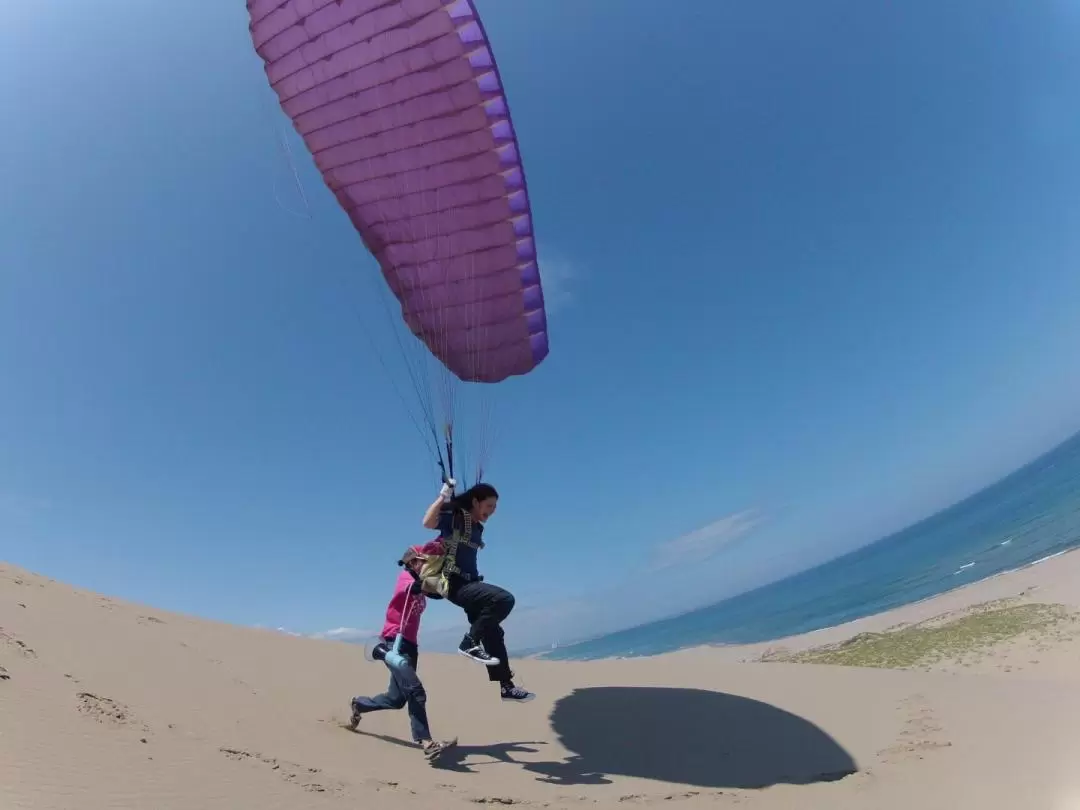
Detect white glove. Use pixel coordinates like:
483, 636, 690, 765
438, 479, 456, 502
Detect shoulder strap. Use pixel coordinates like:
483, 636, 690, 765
439, 510, 482, 582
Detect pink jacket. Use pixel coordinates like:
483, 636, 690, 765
380, 539, 444, 644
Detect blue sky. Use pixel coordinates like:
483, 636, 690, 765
3, 0, 1080, 651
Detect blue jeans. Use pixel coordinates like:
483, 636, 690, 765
352, 637, 431, 743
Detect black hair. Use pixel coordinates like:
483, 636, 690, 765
447, 482, 499, 513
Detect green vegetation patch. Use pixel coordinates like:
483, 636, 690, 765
761, 600, 1077, 670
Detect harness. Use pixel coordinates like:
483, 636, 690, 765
410, 508, 484, 599
441, 510, 484, 582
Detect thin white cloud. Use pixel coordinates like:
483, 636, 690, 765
649, 509, 763, 570
494, 511, 767, 651
536, 254, 577, 314
253, 624, 305, 638
310, 626, 377, 643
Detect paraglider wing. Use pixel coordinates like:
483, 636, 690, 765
248, 0, 549, 383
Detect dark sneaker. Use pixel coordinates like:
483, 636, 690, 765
500, 685, 535, 703
459, 645, 501, 666
347, 698, 362, 730
458, 636, 500, 666
371, 642, 389, 662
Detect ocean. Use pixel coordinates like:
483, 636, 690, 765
544, 431, 1080, 661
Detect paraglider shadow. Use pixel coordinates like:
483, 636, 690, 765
542, 686, 859, 789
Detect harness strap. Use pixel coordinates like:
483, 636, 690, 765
439, 509, 479, 590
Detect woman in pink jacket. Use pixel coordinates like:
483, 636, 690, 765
347, 540, 456, 763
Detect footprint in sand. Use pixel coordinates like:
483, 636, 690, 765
0, 665, 9, 681
0, 629, 36, 658
218, 747, 347, 797
76, 692, 134, 725
877, 694, 953, 764
616, 790, 711, 804
75, 692, 152, 737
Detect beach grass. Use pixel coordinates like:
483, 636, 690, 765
760, 600, 1078, 669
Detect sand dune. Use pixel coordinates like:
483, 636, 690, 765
4, 560, 1080, 809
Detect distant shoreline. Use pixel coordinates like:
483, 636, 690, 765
726, 546, 1080, 655
695, 544, 1080, 670
542, 545, 1080, 664
545, 431, 1080, 662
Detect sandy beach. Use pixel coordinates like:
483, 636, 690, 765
4, 555, 1080, 810
722, 547, 1080, 679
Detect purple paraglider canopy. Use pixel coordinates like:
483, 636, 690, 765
248, 0, 549, 384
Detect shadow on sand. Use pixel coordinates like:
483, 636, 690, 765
348, 727, 563, 779
346, 686, 858, 790
545, 686, 859, 789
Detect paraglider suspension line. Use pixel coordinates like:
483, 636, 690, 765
443, 423, 455, 485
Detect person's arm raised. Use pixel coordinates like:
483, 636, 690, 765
422, 480, 455, 529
